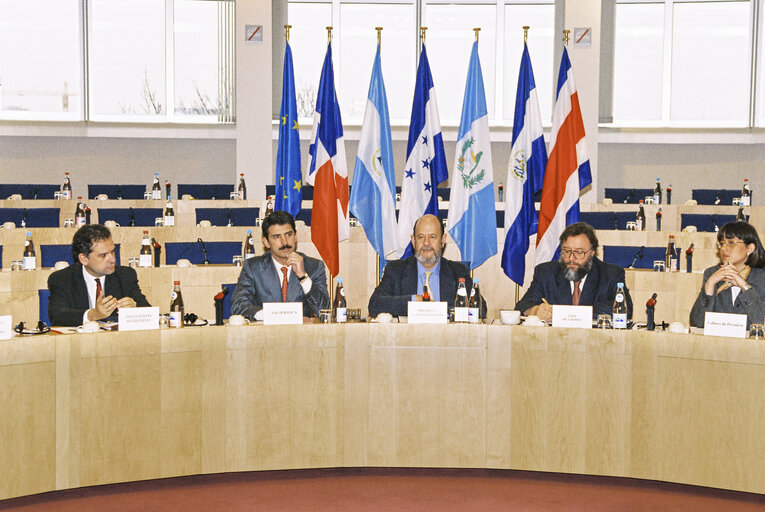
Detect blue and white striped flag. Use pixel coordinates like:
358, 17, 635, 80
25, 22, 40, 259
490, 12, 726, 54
349, 44, 399, 260
502, 42, 547, 285
396, 44, 448, 258
447, 41, 497, 270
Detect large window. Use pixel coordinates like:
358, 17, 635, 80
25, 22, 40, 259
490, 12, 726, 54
0, 0, 234, 123
613, 0, 753, 125
287, 0, 557, 124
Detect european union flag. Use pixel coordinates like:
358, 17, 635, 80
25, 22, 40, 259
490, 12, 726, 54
275, 41, 302, 217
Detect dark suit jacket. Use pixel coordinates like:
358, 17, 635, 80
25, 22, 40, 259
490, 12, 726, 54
230, 251, 330, 319
515, 258, 633, 319
47, 262, 151, 326
368, 256, 486, 318
690, 265, 765, 328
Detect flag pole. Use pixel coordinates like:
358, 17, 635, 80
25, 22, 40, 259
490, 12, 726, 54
376, 26, 382, 46
284, 24, 291, 42
327, 26, 333, 43
523, 25, 529, 42
473, 27, 480, 43
563, 28, 570, 46
518, 23, 529, 305
420, 26, 427, 43
376, 255, 381, 286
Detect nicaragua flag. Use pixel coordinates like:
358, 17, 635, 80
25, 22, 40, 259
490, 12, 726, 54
274, 41, 302, 218
447, 41, 497, 270
534, 46, 592, 265
349, 44, 399, 260
306, 42, 350, 277
396, 44, 448, 258
502, 42, 547, 285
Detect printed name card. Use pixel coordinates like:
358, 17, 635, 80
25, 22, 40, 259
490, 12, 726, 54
704, 312, 747, 338
552, 305, 593, 329
0, 315, 12, 340
263, 302, 303, 325
118, 307, 160, 331
407, 301, 448, 324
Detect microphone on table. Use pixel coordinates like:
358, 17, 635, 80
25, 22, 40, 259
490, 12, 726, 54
623, 189, 634, 204
128, 207, 136, 227
214, 286, 231, 325
646, 293, 657, 331
628, 246, 645, 269
710, 215, 719, 233
198, 237, 210, 265
33, 186, 39, 200
686, 243, 694, 273
116, 186, 123, 200
151, 237, 162, 267
714, 193, 721, 205
20, 208, 27, 228
226, 208, 233, 227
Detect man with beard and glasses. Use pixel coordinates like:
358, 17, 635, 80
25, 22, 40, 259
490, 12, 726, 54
368, 214, 486, 318
516, 222, 633, 322
230, 211, 329, 320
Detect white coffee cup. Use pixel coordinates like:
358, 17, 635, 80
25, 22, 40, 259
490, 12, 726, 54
78, 321, 100, 333
500, 309, 521, 325
2, 221, 15, 229
198, 220, 212, 228
669, 322, 688, 334
182, 194, 194, 200
523, 315, 545, 327
228, 315, 247, 326
374, 312, 393, 324
96, 194, 109, 200
103, 220, 120, 229
53, 261, 70, 270
176, 258, 192, 268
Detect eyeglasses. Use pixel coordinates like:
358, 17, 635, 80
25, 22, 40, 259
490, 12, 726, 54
717, 240, 745, 249
560, 247, 591, 258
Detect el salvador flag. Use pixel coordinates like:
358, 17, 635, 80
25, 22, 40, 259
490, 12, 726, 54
275, 41, 302, 218
349, 44, 399, 260
396, 44, 448, 258
501, 42, 547, 286
447, 41, 497, 270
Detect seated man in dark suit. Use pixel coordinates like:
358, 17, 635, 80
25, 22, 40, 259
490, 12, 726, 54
48, 224, 151, 326
516, 222, 633, 322
230, 211, 329, 320
368, 214, 486, 318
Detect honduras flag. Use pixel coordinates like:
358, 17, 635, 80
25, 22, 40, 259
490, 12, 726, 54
396, 44, 448, 258
275, 41, 302, 218
501, 42, 547, 285
349, 44, 399, 259
447, 41, 497, 270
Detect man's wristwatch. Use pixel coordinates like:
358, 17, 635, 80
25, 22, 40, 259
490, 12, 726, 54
297, 273, 308, 282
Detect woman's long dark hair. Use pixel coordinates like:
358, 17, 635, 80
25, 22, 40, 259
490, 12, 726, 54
718, 222, 765, 268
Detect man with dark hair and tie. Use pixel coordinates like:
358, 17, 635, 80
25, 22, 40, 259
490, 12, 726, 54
515, 222, 633, 322
230, 211, 330, 320
368, 213, 485, 318
48, 224, 151, 326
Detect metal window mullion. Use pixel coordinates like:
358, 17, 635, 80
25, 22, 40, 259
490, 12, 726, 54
494, 0, 504, 121
332, 0, 341, 103
661, 0, 673, 122
166, 0, 174, 120
749, 0, 760, 127
81, 0, 90, 121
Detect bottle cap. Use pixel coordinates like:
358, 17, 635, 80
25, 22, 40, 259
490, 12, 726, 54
143, 230, 149, 234
26, 231, 32, 236
337, 277, 343, 283
638, 199, 644, 204
474, 279, 479, 284
155, 172, 159, 176
617, 282, 624, 286
174, 281, 180, 285
247, 229, 252, 234
459, 277, 465, 283
77, 196, 82, 199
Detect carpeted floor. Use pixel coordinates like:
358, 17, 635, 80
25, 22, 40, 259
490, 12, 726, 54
2, 468, 765, 511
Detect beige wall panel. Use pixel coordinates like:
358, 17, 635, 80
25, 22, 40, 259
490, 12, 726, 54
77, 332, 162, 485
628, 333, 660, 480
656, 357, 765, 493
0, 359, 56, 498
486, 326, 512, 468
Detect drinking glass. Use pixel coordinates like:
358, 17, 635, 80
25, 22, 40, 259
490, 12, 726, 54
596, 314, 612, 329
750, 324, 764, 340
653, 260, 665, 272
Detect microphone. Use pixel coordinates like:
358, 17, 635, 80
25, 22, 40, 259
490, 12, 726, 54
214, 286, 230, 325
21, 208, 27, 228
628, 246, 645, 269
226, 208, 233, 227
623, 189, 634, 204
710, 215, 719, 233
646, 293, 657, 331
714, 193, 721, 205
198, 237, 210, 265
116, 186, 123, 200
612, 212, 619, 230
128, 207, 136, 227
33, 186, 39, 200
686, 243, 694, 273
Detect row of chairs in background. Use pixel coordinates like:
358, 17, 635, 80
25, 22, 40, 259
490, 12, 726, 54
605, 188, 743, 205
3, 184, 239, 200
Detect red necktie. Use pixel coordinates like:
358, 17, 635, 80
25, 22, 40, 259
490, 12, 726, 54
572, 281, 581, 306
95, 278, 103, 302
281, 267, 289, 302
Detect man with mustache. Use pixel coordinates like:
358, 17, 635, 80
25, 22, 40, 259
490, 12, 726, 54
48, 224, 151, 326
368, 214, 485, 318
231, 210, 329, 319
516, 222, 633, 322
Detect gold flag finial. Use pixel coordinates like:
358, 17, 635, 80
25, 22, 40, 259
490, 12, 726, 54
284, 24, 291, 42
420, 26, 427, 43
522, 26, 529, 43
563, 29, 570, 46
473, 27, 480, 43
326, 26, 333, 43
376, 26, 382, 46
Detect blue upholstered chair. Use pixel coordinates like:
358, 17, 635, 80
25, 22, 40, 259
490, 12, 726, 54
195, 208, 260, 227
680, 214, 736, 233
177, 184, 235, 200
604, 188, 654, 204
691, 189, 741, 206
0, 184, 60, 199
38, 289, 51, 326
0, 208, 60, 228
603, 246, 679, 270
88, 185, 147, 200
96, 208, 163, 227
41, 244, 121, 268
165, 241, 242, 265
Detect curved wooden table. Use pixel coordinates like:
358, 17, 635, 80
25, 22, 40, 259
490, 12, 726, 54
1, 323, 764, 500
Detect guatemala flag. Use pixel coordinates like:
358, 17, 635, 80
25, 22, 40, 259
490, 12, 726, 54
349, 44, 399, 260
274, 41, 302, 218
535, 47, 592, 265
447, 41, 497, 270
396, 44, 449, 258
306, 42, 350, 277
502, 42, 547, 285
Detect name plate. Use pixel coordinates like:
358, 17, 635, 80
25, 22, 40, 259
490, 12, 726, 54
552, 305, 593, 329
118, 307, 159, 331
407, 301, 448, 324
704, 312, 747, 338
0, 315, 12, 340
263, 302, 303, 325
